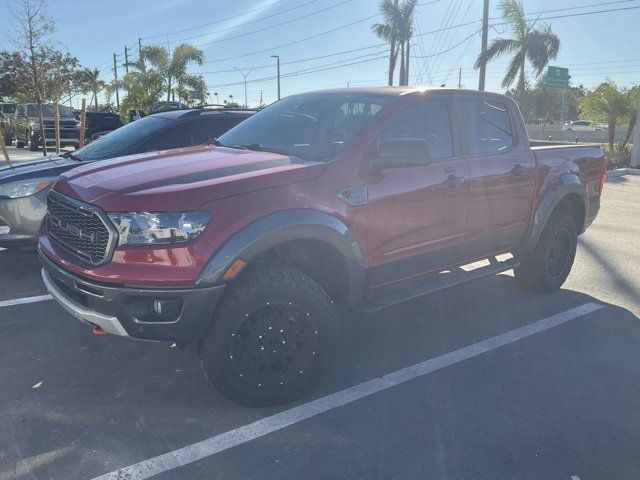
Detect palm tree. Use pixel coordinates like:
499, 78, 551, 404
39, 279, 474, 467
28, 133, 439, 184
142, 43, 204, 105
372, 0, 417, 86
78, 68, 106, 110
580, 82, 632, 149
474, 0, 560, 96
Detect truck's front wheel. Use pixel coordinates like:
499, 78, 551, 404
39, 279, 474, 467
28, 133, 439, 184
514, 211, 577, 293
199, 264, 335, 406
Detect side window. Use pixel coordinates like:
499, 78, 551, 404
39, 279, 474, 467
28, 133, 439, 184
459, 98, 514, 155
378, 98, 453, 160
329, 101, 385, 146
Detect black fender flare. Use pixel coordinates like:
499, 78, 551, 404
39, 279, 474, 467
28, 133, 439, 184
197, 209, 365, 304
523, 173, 588, 250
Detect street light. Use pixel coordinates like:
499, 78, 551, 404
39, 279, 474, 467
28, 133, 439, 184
271, 55, 280, 100
214, 92, 219, 104
234, 68, 252, 108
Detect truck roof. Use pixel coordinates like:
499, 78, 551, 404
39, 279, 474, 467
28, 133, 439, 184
291, 86, 511, 100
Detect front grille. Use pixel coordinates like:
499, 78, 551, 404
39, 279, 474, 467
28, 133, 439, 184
46, 192, 115, 266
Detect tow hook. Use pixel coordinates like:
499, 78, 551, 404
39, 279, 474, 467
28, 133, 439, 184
92, 326, 108, 336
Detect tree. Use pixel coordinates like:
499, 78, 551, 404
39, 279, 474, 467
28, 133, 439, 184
77, 68, 106, 110
371, 0, 417, 86
11, 0, 54, 155
474, 0, 560, 97
175, 75, 209, 107
620, 86, 640, 150
580, 81, 633, 148
141, 44, 204, 104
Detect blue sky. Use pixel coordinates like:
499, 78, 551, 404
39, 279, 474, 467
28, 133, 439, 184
1, 0, 638, 107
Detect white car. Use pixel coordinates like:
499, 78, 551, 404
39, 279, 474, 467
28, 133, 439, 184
562, 120, 608, 132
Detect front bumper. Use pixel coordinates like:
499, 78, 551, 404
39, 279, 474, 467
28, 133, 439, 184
40, 249, 226, 341
0, 190, 48, 247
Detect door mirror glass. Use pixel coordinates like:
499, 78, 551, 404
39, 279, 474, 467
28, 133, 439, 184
371, 138, 431, 170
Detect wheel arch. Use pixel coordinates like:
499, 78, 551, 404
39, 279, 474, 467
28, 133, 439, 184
524, 174, 588, 250
197, 209, 365, 306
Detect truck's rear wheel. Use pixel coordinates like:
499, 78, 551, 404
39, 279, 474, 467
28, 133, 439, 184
514, 211, 577, 293
199, 264, 335, 407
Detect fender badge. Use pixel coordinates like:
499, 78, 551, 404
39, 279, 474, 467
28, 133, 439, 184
337, 186, 368, 207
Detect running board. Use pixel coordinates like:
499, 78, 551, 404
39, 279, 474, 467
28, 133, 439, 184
359, 256, 518, 312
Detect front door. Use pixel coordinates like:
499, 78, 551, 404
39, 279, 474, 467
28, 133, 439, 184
365, 96, 470, 286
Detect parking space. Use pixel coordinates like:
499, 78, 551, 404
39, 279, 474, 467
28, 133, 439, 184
0, 176, 638, 480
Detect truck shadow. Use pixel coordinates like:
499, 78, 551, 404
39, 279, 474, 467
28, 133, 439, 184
2, 272, 639, 479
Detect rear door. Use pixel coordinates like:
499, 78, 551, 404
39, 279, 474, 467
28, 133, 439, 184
365, 96, 470, 284
457, 95, 535, 253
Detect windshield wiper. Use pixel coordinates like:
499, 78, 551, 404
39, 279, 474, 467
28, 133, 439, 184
61, 152, 83, 161
241, 144, 292, 156
206, 139, 249, 151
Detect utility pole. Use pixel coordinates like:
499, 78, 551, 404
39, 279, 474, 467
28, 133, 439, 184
631, 106, 640, 167
458, 68, 462, 89
234, 68, 252, 108
478, 0, 489, 91
271, 55, 280, 100
138, 38, 146, 73
124, 46, 129, 74
113, 53, 120, 111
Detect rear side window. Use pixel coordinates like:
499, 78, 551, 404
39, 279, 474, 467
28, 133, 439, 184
459, 98, 514, 155
147, 117, 242, 150
379, 98, 453, 160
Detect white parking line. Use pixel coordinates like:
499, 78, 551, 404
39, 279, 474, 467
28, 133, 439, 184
92, 302, 604, 480
0, 294, 52, 309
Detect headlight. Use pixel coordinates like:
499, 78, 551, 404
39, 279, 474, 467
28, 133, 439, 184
0, 179, 52, 199
108, 211, 212, 246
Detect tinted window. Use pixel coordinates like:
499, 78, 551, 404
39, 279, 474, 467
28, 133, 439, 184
73, 116, 171, 161
143, 115, 248, 151
219, 93, 390, 160
27, 104, 74, 117
1, 105, 16, 114
460, 98, 514, 155
379, 98, 453, 160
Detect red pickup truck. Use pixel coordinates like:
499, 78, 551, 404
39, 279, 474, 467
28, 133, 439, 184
39, 88, 606, 406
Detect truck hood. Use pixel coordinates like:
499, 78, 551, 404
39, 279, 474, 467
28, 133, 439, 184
0, 155, 80, 184
54, 145, 325, 211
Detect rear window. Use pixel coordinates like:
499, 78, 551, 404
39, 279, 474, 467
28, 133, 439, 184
459, 98, 515, 155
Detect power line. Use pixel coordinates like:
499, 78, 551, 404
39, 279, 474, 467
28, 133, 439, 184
141, 0, 291, 40
167, 0, 354, 48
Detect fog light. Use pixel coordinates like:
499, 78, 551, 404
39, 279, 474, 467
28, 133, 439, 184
153, 299, 182, 318
0, 226, 10, 235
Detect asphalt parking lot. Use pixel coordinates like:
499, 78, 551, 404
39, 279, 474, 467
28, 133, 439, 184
0, 175, 638, 480
2, 144, 74, 164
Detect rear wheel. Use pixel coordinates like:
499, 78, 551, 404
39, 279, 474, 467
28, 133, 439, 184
3, 136, 11, 146
199, 264, 336, 406
514, 211, 577, 293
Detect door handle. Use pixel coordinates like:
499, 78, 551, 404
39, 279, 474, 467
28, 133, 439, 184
443, 175, 464, 188
511, 163, 528, 175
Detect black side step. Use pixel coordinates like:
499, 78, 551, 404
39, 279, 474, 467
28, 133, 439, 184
358, 256, 518, 312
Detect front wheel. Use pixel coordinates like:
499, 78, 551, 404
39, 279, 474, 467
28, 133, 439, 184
199, 264, 336, 407
514, 211, 577, 293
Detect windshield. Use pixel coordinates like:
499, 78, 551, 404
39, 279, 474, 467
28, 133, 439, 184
72, 116, 170, 161
218, 93, 390, 160
26, 104, 74, 117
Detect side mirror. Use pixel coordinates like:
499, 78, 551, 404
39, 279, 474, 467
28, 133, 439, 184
370, 138, 432, 170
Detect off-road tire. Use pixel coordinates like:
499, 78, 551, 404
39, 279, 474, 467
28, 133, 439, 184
3, 136, 11, 146
15, 139, 24, 148
514, 211, 577, 293
199, 264, 336, 407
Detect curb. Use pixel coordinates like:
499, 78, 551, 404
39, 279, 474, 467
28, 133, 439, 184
606, 168, 640, 179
